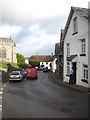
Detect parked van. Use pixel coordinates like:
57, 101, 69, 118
26, 68, 37, 79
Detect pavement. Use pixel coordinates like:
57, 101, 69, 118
49, 72, 89, 93
0, 83, 2, 120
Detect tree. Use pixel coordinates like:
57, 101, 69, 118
16, 53, 25, 64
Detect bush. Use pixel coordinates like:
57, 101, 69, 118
0, 61, 8, 69
18, 61, 31, 69
0, 61, 19, 69
0, 61, 19, 82
9, 62, 19, 69
29, 60, 40, 67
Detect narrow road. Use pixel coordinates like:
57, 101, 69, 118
2, 71, 88, 118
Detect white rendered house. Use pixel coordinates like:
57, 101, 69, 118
40, 62, 52, 70
50, 55, 57, 73
63, 7, 89, 88
51, 58, 57, 73
29, 55, 52, 70
25, 59, 29, 64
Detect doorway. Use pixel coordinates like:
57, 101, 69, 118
72, 62, 76, 84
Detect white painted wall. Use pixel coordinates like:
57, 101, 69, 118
40, 62, 51, 70
25, 59, 29, 64
64, 11, 88, 88
51, 58, 57, 73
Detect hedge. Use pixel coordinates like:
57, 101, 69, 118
29, 60, 40, 67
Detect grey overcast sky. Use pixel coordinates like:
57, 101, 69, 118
0, 0, 89, 57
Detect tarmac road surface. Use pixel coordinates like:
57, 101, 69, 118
2, 71, 88, 118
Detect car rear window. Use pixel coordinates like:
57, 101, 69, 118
10, 72, 19, 75
27, 68, 36, 73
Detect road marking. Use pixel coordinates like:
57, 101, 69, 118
2, 84, 6, 87
0, 96, 2, 99
0, 92, 3, 94
2, 86, 5, 88
0, 105, 2, 112
0, 88, 3, 91
0, 108, 2, 112
3, 84, 6, 85
3, 84, 6, 86
0, 105, 2, 108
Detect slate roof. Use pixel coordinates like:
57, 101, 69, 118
72, 7, 88, 19
67, 55, 77, 61
29, 55, 52, 62
49, 55, 57, 61
55, 43, 60, 56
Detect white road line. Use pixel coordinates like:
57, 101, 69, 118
0, 97, 2, 99
0, 92, 3, 94
0, 105, 2, 112
4, 84, 6, 86
0, 88, 3, 91
0, 105, 2, 108
0, 108, 2, 112
2, 84, 6, 88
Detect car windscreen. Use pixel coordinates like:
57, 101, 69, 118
10, 72, 19, 75
23, 70, 26, 73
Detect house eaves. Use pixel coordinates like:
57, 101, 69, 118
62, 7, 88, 40
67, 54, 77, 61
62, 7, 74, 40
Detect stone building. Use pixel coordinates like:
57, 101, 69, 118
0, 37, 17, 63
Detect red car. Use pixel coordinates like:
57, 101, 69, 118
26, 68, 37, 79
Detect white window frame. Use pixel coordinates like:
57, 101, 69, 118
73, 17, 78, 33
81, 38, 86, 54
67, 43, 70, 57
67, 62, 70, 75
83, 65, 88, 80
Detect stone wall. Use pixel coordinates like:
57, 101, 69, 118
0, 37, 17, 63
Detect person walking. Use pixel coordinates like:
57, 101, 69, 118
69, 67, 74, 84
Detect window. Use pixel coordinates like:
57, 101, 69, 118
0, 49, 6, 58
67, 43, 70, 57
83, 65, 88, 80
67, 62, 70, 75
81, 39, 86, 54
73, 17, 78, 33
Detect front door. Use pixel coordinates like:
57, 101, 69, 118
72, 62, 76, 84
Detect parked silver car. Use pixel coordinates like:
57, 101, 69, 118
9, 71, 23, 82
